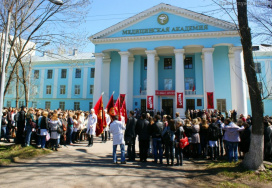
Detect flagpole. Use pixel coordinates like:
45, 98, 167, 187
112, 91, 115, 95
101, 92, 104, 95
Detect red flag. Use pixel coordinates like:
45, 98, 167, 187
176, 92, 183, 108
120, 94, 125, 106
114, 97, 121, 121
207, 92, 214, 109
106, 94, 115, 120
192, 85, 195, 92
93, 95, 107, 136
121, 98, 127, 124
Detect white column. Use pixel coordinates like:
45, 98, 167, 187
145, 50, 157, 111
119, 51, 130, 96
174, 49, 185, 117
67, 68, 73, 98
265, 60, 272, 94
127, 56, 134, 111
102, 53, 111, 103
201, 55, 206, 109
202, 48, 215, 109
93, 53, 103, 104
154, 56, 159, 112
39, 69, 45, 99
233, 46, 247, 116
228, 52, 237, 110
82, 67, 88, 99
53, 68, 58, 98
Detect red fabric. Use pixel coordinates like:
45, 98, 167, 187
192, 85, 195, 92
106, 94, 115, 120
147, 96, 154, 110
114, 97, 121, 121
120, 94, 125, 107
207, 92, 214, 109
93, 96, 106, 136
176, 92, 183, 108
121, 99, 127, 124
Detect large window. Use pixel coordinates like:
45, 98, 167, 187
59, 102, 65, 110
164, 58, 172, 69
75, 68, 81, 78
185, 78, 194, 90
46, 85, 52, 94
255, 62, 261, 73
144, 59, 147, 70
19, 101, 24, 107
47, 70, 53, 79
32, 102, 37, 108
90, 85, 94, 94
164, 79, 173, 90
217, 99, 226, 112
45, 101, 51, 109
89, 102, 93, 110
33, 85, 38, 95
184, 57, 193, 69
144, 79, 147, 90
91, 68, 95, 78
60, 85, 66, 94
7, 101, 11, 107
75, 85, 80, 95
7, 87, 12, 94
61, 69, 67, 78
74, 102, 80, 110
34, 70, 39, 79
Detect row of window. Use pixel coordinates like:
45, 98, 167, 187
34, 68, 95, 79
45, 85, 94, 95
143, 57, 193, 70
45, 101, 93, 111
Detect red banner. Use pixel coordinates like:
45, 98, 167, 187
207, 92, 214, 109
176, 92, 183, 108
147, 95, 154, 110
155, 90, 175, 96
93, 96, 107, 136
121, 98, 127, 124
114, 97, 121, 121
106, 94, 115, 121
120, 94, 126, 106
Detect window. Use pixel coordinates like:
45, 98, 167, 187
46, 85, 51, 94
258, 82, 263, 93
89, 102, 93, 110
164, 79, 173, 90
19, 85, 24, 95
74, 85, 80, 95
164, 58, 172, 69
47, 70, 53, 79
75, 68, 81, 78
217, 99, 226, 112
61, 69, 67, 78
32, 85, 38, 95
32, 102, 37, 108
255, 63, 261, 73
60, 85, 66, 94
144, 59, 147, 70
184, 57, 193, 69
59, 102, 65, 110
91, 68, 95, 78
197, 99, 202, 107
185, 78, 194, 90
144, 79, 147, 90
74, 102, 80, 110
34, 70, 39, 79
7, 101, 11, 107
45, 101, 51, 109
7, 87, 12, 94
90, 85, 94, 94
19, 101, 24, 107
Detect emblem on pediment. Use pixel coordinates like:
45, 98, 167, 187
157, 14, 169, 25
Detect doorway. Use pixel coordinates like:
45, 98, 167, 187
141, 99, 146, 113
162, 99, 173, 118
186, 99, 195, 111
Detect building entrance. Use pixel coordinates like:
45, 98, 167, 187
162, 99, 173, 118
141, 99, 146, 113
186, 99, 195, 111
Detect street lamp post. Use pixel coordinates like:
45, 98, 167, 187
0, 0, 63, 136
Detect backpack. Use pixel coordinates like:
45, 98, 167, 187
162, 127, 171, 143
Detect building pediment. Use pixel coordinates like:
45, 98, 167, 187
90, 3, 237, 44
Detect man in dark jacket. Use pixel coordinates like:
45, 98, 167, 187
208, 118, 220, 160
16, 106, 26, 146
150, 115, 163, 164
7, 107, 12, 140
125, 111, 137, 161
135, 113, 149, 162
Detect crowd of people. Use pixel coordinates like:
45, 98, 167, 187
1, 106, 272, 165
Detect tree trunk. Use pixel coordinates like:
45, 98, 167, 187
15, 65, 19, 108
18, 60, 28, 108
237, 0, 265, 170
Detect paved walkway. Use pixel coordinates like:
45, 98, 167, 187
0, 137, 204, 188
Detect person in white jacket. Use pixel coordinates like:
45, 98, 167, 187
110, 115, 126, 164
86, 109, 97, 147
102, 109, 111, 143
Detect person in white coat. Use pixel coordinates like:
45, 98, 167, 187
102, 109, 111, 143
110, 115, 126, 164
86, 109, 97, 147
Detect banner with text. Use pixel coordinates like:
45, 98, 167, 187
176, 92, 183, 108
147, 95, 154, 110
207, 92, 214, 109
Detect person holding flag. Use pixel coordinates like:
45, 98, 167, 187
86, 109, 97, 147
93, 95, 107, 137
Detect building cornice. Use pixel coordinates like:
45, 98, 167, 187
91, 31, 239, 44
89, 3, 237, 40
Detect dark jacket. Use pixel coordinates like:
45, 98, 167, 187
240, 127, 251, 153
7, 111, 12, 127
208, 123, 220, 141
67, 117, 74, 127
150, 120, 163, 138
136, 119, 150, 140
183, 125, 193, 138
17, 110, 26, 129
125, 116, 137, 139
40, 116, 48, 130
175, 126, 184, 141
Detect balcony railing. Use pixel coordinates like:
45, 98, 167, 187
140, 90, 147, 95
185, 90, 196, 95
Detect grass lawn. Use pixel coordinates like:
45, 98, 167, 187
0, 144, 52, 166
